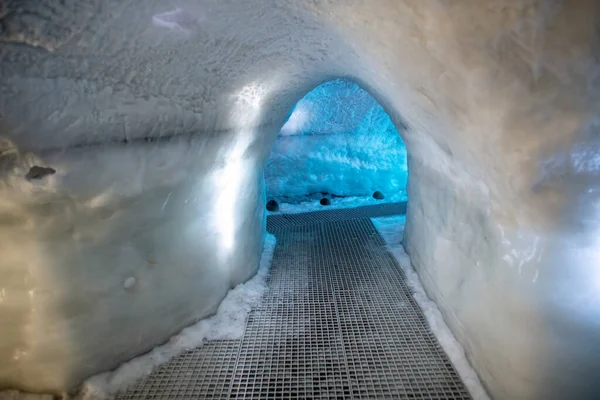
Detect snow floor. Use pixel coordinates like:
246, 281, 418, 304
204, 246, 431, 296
270, 192, 407, 215
371, 215, 490, 400
75, 234, 277, 400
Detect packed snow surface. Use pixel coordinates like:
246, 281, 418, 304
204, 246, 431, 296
266, 79, 407, 203
371, 216, 490, 400
76, 234, 277, 399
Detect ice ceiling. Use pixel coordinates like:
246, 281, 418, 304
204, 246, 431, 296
265, 79, 408, 203
1, 1, 600, 399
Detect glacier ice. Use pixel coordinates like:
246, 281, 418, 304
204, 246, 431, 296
266, 79, 408, 203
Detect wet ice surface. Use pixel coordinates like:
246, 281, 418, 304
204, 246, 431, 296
371, 216, 490, 400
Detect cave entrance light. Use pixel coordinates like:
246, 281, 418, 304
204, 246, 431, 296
264, 79, 408, 212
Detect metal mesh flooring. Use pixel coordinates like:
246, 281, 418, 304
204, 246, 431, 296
266, 201, 407, 232
119, 206, 471, 400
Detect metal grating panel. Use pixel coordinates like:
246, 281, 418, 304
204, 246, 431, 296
266, 201, 407, 232
118, 341, 240, 400
118, 207, 471, 400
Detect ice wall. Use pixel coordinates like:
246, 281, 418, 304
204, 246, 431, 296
1, 1, 600, 399
266, 79, 407, 202
0, 134, 266, 393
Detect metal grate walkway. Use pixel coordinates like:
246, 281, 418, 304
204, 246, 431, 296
266, 201, 407, 232
119, 204, 471, 399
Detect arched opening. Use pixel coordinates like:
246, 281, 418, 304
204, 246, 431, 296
264, 78, 408, 213
250, 78, 489, 399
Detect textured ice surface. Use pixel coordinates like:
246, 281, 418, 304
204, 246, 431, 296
372, 216, 490, 400
0, 392, 52, 400
280, 79, 396, 137
152, 8, 197, 35
266, 80, 407, 203
270, 192, 406, 215
265, 132, 407, 201
76, 234, 276, 400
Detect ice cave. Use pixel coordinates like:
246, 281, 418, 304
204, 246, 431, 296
1, 1, 600, 400
265, 78, 408, 209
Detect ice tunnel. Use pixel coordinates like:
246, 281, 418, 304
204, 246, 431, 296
1, 1, 600, 400
265, 78, 408, 207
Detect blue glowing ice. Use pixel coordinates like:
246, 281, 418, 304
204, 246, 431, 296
266, 79, 408, 203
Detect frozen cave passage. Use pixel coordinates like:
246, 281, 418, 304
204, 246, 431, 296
265, 78, 408, 210
1, 2, 600, 400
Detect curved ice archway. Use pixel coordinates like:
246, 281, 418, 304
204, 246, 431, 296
265, 78, 409, 203
0, 1, 599, 399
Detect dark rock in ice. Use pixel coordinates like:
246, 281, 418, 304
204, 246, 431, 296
320, 198, 331, 206
266, 199, 279, 212
373, 191, 385, 200
26, 166, 56, 180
